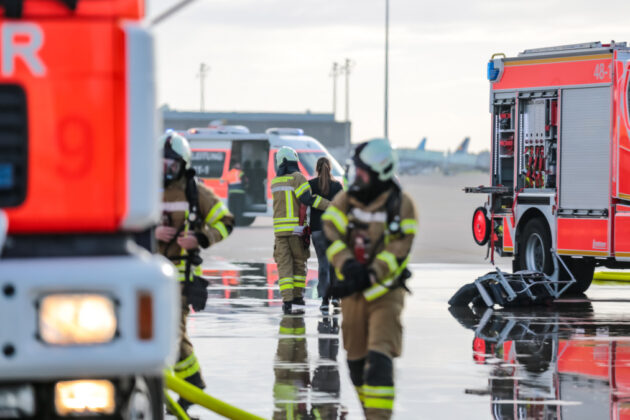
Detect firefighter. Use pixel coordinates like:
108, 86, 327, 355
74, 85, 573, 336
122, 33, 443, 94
226, 162, 246, 223
322, 138, 418, 420
272, 146, 330, 314
155, 131, 235, 415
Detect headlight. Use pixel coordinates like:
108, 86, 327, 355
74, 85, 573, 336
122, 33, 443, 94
55, 380, 115, 416
39, 294, 117, 345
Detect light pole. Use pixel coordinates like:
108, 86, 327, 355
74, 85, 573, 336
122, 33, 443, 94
341, 58, 355, 122
197, 63, 210, 112
330, 62, 340, 120
384, 0, 390, 140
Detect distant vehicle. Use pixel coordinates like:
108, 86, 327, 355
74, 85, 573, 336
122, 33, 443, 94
467, 41, 630, 294
444, 138, 491, 175
395, 137, 489, 175
182, 126, 344, 226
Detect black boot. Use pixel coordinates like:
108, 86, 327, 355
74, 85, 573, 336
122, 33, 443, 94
331, 297, 341, 314
291, 297, 306, 313
282, 301, 293, 315
320, 297, 330, 314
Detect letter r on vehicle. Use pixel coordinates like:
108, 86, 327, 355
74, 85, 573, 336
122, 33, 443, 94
2, 23, 46, 77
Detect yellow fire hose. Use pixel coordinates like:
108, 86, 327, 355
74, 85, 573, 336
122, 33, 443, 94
593, 271, 630, 282
164, 370, 266, 420
164, 390, 190, 420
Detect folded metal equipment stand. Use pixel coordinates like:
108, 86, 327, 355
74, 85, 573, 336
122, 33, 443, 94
474, 252, 576, 307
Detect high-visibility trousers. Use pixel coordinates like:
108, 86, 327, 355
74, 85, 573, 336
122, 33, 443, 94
273, 235, 309, 302
342, 288, 405, 420
173, 290, 205, 389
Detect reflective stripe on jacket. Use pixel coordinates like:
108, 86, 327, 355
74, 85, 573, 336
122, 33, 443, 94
322, 189, 417, 300
272, 171, 330, 236
159, 177, 235, 280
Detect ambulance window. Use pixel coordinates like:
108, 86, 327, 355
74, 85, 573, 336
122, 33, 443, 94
298, 152, 344, 177
191, 151, 225, 178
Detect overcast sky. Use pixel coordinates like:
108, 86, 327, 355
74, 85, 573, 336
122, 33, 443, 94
147, 0, 630, 152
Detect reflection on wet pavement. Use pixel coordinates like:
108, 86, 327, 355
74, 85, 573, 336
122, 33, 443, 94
186, 262, 630, 419
202, 262, 319, 306
273, 315, 345, 419
450, 301, 630, 419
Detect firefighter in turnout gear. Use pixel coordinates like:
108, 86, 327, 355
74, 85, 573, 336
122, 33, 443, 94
226, 162, 246, 224
156, 131, 234, 415
322, 139, 418, 420
273, 146, 330, 314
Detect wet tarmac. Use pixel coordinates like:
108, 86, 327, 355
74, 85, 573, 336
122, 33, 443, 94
181, 261, 630, 419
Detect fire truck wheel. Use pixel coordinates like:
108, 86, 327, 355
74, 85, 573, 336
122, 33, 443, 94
518, 218, 553, 275
562, 258, 595, 294
123, 376, 163, 420
471, 207, 490, 246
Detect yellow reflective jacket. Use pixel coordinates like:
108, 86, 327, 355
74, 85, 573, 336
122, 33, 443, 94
322, 188, 418, 301
271, 171, 329, 237
159, 177, 235, 280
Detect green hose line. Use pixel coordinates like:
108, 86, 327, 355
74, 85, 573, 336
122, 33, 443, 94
164, 390, 190, 420
593, 272, 630, 282
164, 370, 266, 420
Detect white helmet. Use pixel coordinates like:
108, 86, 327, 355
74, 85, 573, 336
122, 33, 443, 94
275, 146, 299, 167
355, 138, 398, 181
161, 131, 192, 169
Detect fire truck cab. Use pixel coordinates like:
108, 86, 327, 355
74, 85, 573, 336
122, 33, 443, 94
183, 126, 344, 226
468, 41, 630, 293
0, 0, 177, 417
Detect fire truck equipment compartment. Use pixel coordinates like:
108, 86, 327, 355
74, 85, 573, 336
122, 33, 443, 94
560, 87, 611, 211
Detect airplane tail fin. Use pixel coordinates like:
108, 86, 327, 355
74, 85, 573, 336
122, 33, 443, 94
455, 137, 470, 154
417, 137, 427, 151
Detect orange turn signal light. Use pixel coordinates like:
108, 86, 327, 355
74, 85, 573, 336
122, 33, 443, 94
137, 292, 153, 340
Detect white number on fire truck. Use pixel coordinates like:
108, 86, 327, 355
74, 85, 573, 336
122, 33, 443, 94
593, 63, 609, 80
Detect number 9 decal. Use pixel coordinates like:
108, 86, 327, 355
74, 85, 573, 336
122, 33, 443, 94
56, 117, 93, 177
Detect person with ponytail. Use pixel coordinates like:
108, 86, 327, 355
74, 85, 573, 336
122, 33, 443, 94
309, 157, 343, 313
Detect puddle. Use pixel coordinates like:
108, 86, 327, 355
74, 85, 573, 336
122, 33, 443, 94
185, 262, 630, 419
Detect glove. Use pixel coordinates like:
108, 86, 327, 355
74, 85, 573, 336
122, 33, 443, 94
329, 259, 371, 299
183, 276, 209, 311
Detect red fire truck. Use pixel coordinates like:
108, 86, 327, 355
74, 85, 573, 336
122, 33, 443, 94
0, 0, 177, 418
468, 41, 630, 293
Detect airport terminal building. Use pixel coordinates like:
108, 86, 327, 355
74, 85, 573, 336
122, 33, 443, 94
161, 107, 352, 162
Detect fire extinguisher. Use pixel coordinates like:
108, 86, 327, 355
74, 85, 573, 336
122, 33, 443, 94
354, 234, 369, 264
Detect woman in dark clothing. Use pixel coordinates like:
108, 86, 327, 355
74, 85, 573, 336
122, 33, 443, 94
309, 157, 343, 313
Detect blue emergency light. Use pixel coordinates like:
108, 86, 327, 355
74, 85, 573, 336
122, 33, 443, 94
487, 61, 499, 81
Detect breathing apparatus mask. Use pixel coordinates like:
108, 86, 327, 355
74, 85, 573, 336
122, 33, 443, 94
346, 142, 394, 204
163, 141, 185, 186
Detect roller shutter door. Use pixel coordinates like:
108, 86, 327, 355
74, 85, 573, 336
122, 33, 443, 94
560, 87, 611, 210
